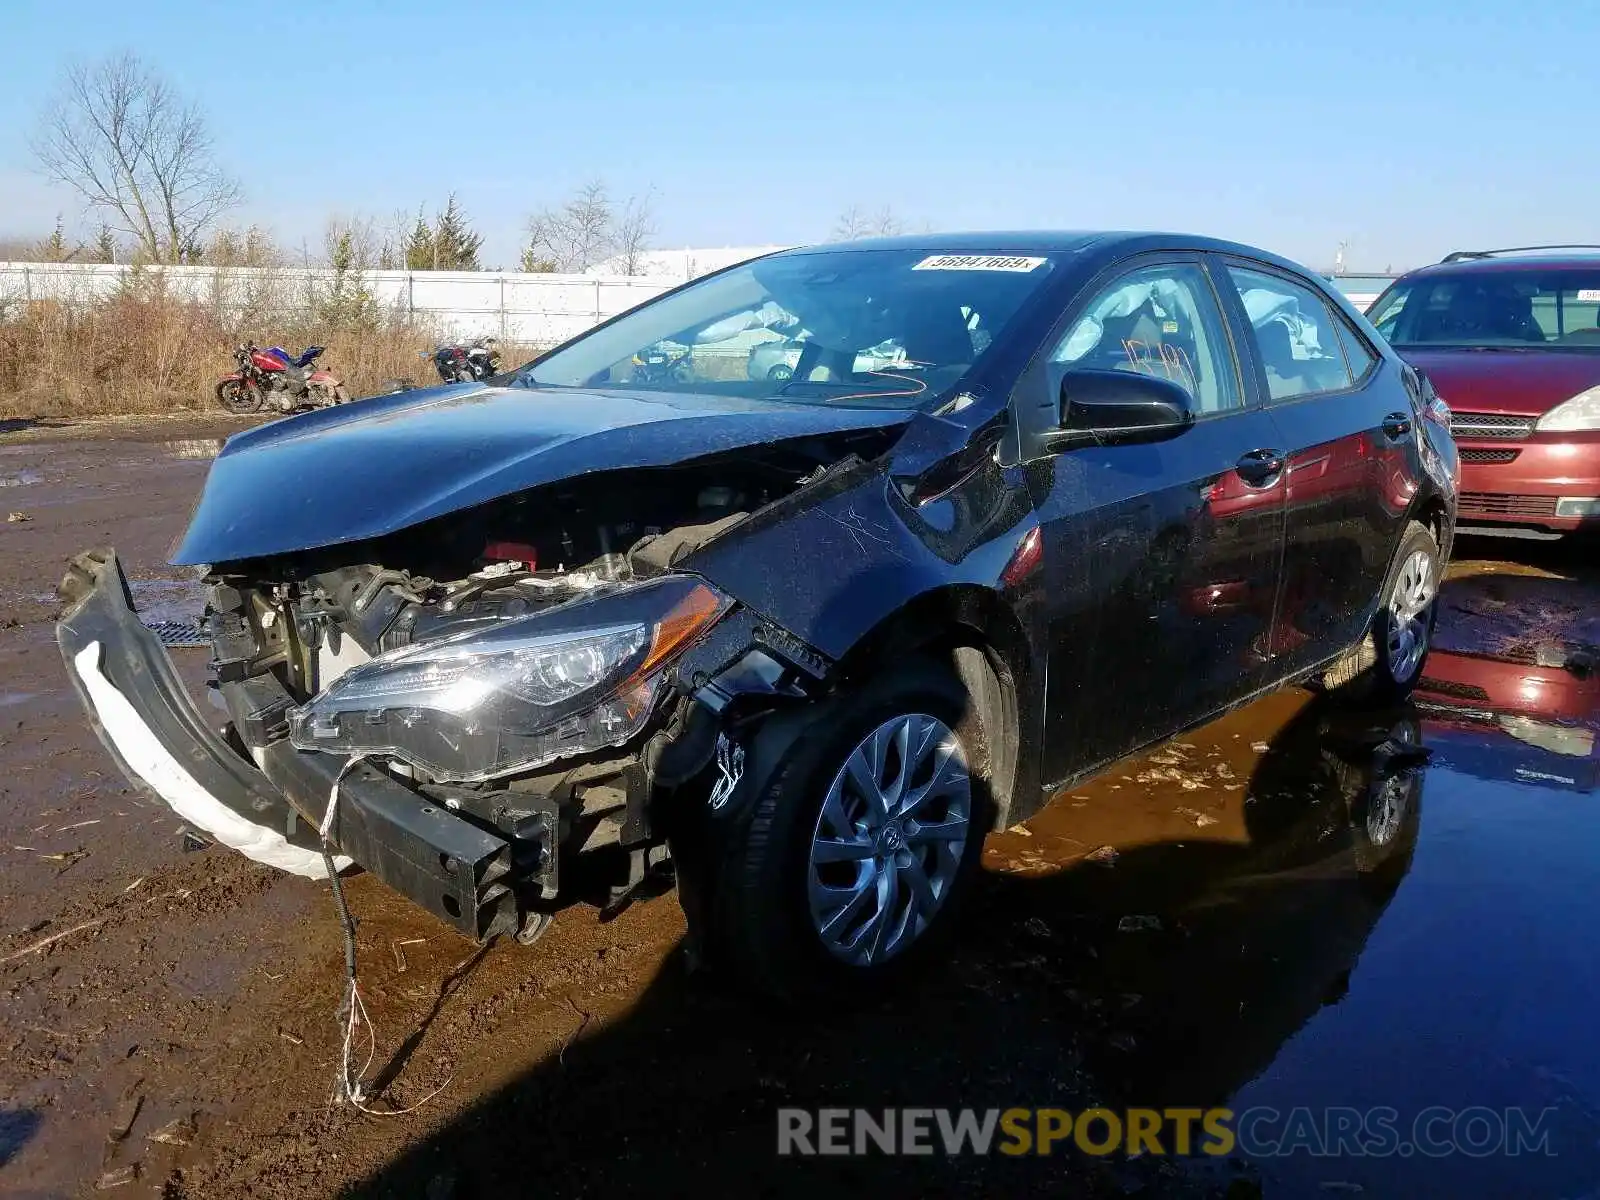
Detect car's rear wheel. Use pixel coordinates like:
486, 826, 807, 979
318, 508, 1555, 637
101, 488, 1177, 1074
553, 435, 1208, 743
710, 661, 987, 1001
1325, 521, 1441, 703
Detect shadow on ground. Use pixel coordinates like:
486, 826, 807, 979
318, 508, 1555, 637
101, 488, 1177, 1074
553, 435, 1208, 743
0, 1107, 43, 1168
341, 692, 1426, 1199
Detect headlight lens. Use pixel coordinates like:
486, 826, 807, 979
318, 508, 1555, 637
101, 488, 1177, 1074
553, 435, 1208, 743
307, 623, 649, 715
288, 577, 729, 782
1536, 385, 1600, 433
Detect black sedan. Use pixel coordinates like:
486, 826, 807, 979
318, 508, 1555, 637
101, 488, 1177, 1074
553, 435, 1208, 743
57, 232, 1458, 1000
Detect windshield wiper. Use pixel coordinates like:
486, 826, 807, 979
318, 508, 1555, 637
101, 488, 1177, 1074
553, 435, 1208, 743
1400, 343, 1538, 354
775, 378, 928, 405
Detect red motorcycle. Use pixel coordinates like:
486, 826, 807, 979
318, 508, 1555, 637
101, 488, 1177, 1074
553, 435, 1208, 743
215, 344, 351, 415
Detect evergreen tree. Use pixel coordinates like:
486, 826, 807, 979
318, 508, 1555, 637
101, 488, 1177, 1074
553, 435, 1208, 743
321, 227, 379, 329
36, 217, 71, 262
430, 194, 483, 270
400, 197, 484, 270
520, 245, 559, 273
403, 207, 436, 270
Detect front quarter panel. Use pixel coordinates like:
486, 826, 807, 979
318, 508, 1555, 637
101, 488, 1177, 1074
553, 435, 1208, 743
683, 407, 1036, 658
1418, 406, 1460, 558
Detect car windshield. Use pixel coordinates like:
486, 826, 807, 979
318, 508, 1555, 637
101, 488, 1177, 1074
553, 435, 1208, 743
511, 249, 1060, 408
1368, 266, 1600, 351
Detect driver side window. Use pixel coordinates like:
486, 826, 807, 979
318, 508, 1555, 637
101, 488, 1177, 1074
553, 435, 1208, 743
1050, 263, 1242, 415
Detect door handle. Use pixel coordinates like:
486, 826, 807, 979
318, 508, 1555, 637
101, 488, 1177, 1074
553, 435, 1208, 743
1382, 412, 1413, 439
1235, 448, 1286, 487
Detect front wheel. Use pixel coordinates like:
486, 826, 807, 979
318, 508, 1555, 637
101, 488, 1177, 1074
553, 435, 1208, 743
215, 379, 262, 414
708, 661, 988, 1001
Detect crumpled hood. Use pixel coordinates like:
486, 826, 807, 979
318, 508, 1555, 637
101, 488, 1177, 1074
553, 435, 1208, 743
170, 381, 914, 564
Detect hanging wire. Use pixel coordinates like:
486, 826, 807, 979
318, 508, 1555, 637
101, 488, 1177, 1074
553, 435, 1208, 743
319, 755, 452, 1116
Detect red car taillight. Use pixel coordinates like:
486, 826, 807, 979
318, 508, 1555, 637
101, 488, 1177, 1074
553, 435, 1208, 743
1000, 526, 1042, 588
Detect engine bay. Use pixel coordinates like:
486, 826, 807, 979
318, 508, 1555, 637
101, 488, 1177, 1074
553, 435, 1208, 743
209, 434, 878, 706
198, 441, 876, 928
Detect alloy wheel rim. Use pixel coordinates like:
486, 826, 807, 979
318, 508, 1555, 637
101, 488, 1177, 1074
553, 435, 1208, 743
1386, 550, 1435, 683
807, 713, 972, 966
1367, 775, 1410, 846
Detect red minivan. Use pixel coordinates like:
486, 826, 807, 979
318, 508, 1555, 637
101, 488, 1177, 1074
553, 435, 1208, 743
1368, 247, 1600, 538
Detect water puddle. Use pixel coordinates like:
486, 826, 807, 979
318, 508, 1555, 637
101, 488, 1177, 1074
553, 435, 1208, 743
162, 438, 225, 461
128, 578, 207, 626
0, 691, 37, 709
0, 469, 43, 488
975, 564, 1600, 1198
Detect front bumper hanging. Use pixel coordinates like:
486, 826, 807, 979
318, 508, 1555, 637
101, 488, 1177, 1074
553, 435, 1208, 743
55, 549, 516, 940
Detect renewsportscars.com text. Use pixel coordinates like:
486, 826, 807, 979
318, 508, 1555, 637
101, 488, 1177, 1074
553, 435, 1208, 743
777, 1106, 1558, 1159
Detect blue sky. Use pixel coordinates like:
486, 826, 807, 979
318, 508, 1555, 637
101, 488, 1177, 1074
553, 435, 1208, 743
0, 0, 1591, 271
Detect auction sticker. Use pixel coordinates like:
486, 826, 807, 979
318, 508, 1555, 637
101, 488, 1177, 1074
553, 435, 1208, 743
913, 254, 1047, 272
1577, 289, 1600, 303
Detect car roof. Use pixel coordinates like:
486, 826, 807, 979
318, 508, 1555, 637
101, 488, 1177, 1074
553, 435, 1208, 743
773, 230, 1304, 265
1403, 252, 1600, 278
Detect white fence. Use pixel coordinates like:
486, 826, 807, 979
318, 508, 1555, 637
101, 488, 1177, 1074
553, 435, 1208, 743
0, 260, 1387, 349
0, 261, 679, 344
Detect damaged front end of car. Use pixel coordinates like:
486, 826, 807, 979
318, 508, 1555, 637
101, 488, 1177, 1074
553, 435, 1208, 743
54, 434, 880, 945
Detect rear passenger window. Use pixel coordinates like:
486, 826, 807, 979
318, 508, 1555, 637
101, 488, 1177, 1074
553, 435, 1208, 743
1225, 267, 1353, 401
1335, 319, 1377, 381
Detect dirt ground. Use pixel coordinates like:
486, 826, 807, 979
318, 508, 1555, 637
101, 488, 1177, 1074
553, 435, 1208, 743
2, 422, 1596, 1199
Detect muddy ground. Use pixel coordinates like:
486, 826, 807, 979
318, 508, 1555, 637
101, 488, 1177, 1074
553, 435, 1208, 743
2, 424, 1598, 1199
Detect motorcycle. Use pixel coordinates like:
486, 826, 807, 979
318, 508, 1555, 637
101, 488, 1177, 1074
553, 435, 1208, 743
630, 341, 693, 385
215, 343, 350, 415
429, 337, 502, 384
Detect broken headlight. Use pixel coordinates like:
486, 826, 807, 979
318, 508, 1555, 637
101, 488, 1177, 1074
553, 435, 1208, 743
288, 577, 730, 782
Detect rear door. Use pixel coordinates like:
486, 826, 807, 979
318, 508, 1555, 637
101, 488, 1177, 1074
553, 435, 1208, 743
1213, 259, 1416, 677
1015, 255, 1288, 789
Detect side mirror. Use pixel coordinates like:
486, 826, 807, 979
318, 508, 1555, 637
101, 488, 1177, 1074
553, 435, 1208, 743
1054, 368, 1194, 446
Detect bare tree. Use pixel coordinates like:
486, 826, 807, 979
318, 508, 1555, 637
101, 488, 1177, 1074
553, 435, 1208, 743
202, 224, 279, 268
323, 215, 382, 271
522, 181, 655, 274
32, 54, 242, 264
523, 181, 612, 273
611, 192, 657, 275
832, 204, 905, 241
374, 208, 413, 270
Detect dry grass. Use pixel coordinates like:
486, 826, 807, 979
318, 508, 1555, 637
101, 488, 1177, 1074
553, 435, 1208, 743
0, 277, 543, 419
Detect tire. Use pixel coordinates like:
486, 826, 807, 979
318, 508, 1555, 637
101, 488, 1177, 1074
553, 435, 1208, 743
766, 363, 794, 382
710, 660, 989, 1002
215, 379, 262, 414
1325, 521, 1441, 704
1352, 726, 1425, 878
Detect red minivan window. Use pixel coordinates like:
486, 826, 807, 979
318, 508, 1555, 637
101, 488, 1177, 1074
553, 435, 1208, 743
1370, 270, 1600, 350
